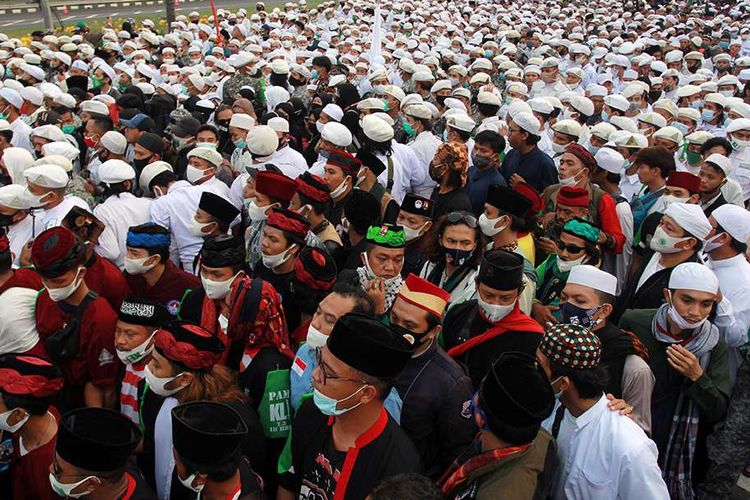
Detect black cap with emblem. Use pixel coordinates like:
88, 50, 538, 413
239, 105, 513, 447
400, 193, 433, 219
478, 249, 524, 291
118, 297, 169, 328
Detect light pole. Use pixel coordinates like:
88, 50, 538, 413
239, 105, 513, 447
39, 0, 54, 31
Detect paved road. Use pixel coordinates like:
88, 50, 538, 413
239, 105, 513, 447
0, 0, 263, 30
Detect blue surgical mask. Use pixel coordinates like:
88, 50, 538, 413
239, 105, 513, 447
720, 41, 730, 49
689, 99, 703, 110
600, 110, 609, 123
233, 138, 247, 149
671, 121, 689, 135
701, 109, 715, 122
313, 386, 366, 416
484, 50, 493, 58
311, 69, 319, 79
442, 129, 449, 141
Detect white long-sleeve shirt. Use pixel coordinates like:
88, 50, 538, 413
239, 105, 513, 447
543, 395, 669, 500
270, 144, 308, 178
94, 192, 153, 269
376, 143, 426, 205
408, 131, 441, 197
35, 195, 90, 232
150, 177, 230, 272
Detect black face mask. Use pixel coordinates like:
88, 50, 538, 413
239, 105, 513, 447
435, 95, 447, 106
391, 323, 431, 346
0, 211, 17, 227
288, 75, 306, 87
133, 157, 150, 171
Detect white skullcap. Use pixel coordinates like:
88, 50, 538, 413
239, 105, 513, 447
321, 122, 352, 147
267, 117, 289, 133
604, 94, 629, 112
246, 125, 279, 157
567, 264, 617, 295
31, 124, 66, 143
570, 95, 594, 117
664, 202, 711, 239
446, 113, 476, 133
727, 118, 750, 134
477, 91, 501, 106
383, 85, 405, 102
23, 164, 68, 189
362, 115, 394, 142
80, 100, 109, 116
99, 159, 135, 184
528, 98, 554, 114
704, 153, 731, 176
34, 154, 72, 172
0, 88, 22, 109
229, 113, 255, 131
0, 184, 31, 210
404, 104, 431, 120
187, 146, 223, 167
595, 148, 625, 174
321, 103, 343, 122
100, 131, 127, 155
357, 98, 386, 111
668, 262, 718, 294
653, 126, 683, 144
512, 112, 541, 136
187, 73, 205, 92
552, 119, 582, 138
712, 204, 750, 244
20, 86, 43, 106
139, 161, 173, 192
40, 142, 79, 161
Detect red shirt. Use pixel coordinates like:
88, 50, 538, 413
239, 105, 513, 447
85, 255, 131, 311
125, 261, 200, 316
12, 408, 60, 500
35, 291, 120, 391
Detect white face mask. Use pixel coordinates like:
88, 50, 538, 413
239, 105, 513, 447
661, 194, 689, 207
123, 255, 158, 275
329, 176, 350, 199
201, 271, 240, 300
0, 408, 29, 433
402, 222, 428, 242
556, 254, 586, 272
477, 295, 515, 323
650, 226, 692, 254
262, 244, 296, 269
25, 189, 53, 208
117, 331, 156, 365
186, 215, 213, 237
247, 201, 271, 222
551, 141, 568, 154
478, 213, 509, 237
704, 232, 725, 254
178, 472, 205, 493
668, 292, 709, 330
372, 84, 386, 95
45, 268, 82, 303
49, 472, 98, 499
143, 365, 186, 397
315, 120, 325, 134
186, 164, 210, 184
306, 322, 329, 349
730, 136, 750, 151
559, 168, 584, 187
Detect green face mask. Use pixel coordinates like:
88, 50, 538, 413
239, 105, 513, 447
403, 122, 416, 138
91, 76, 104, 90
61, 125, 76, 135
685, 149, 702, 165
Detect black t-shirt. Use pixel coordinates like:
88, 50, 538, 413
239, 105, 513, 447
299, 438, 347, 500
430, 187, 473, 219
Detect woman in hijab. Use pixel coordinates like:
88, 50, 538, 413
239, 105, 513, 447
336, 82, 362, 138
232, 97, 257, 121
276, 101, 306, 154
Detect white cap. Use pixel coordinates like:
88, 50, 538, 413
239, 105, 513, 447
321, 103, 343, 122
712, 204, 750, 244
23, 164, 68, 189
229, 113, 255, 131
704, 153, 732, 176
40, 142, 79, 161
362, 115, 394, 142
664, 202, 711, 240
321, 122, 352, 147
567, 264, 617, 295
19, 86, 43, 106
569, 95, 594, 117
668, 262, 719, 294
604, 94, 629, 112
477, 91, 501, 106
653, 126, 683, 144
594, 148, 625, 174
404, 104, 431, 120
187, 146, 223, 167
727, 118, 750, 134
357, 98, 387, 111
267, 117, 290, 133
187, 73, 205, 92
512, 112, 541, 136
0, 184, 31, 209
552, 119, 582, 138
80, 100, 109, 116
139, 161, 173, 192
0, 88, 22, 109
100, 131, 127, 155
99, 159, 135, 184
446, 113, 476, 133
31, 125, 65, 143
35, 154, 72, 172
246, 125, 279, 157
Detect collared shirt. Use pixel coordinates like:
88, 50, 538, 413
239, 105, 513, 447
150, 177, 231, 272
375, 143, 426, 205
270, 144, 308, 178
408, 131, 442, 197
35, 195, 90, 232
7, 215, 34, 267
94, 192, 152, 269
543, 395, 669, 500
9, 117, 33, 153
708, 253, 750, 349
619, 173, 642, 204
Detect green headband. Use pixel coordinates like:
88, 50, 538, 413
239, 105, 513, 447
365, 224, 405, 248
563, 218, 600, 244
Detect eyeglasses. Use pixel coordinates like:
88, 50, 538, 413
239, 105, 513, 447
446, 212, 478, 228
315, 347, 369, 386
556, 239, 586, 254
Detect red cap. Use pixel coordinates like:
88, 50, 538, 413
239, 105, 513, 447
31, 227, 84, 278
564, 143, 596, 168
255, 171, 298, 203
154, 322, 224, 370
557, 186, 590, 208
513, 183, 542, 215
295, 172, 331, 204
397, 273, 451, 318
667, 171, 701, 194
266, 207, 311, 238
0, 354, 64, 398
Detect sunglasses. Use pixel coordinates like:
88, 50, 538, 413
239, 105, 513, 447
556, 239, 586, 254
446, 212, 477, 228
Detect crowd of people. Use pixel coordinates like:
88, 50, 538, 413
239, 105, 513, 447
0, 0, 749, 498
